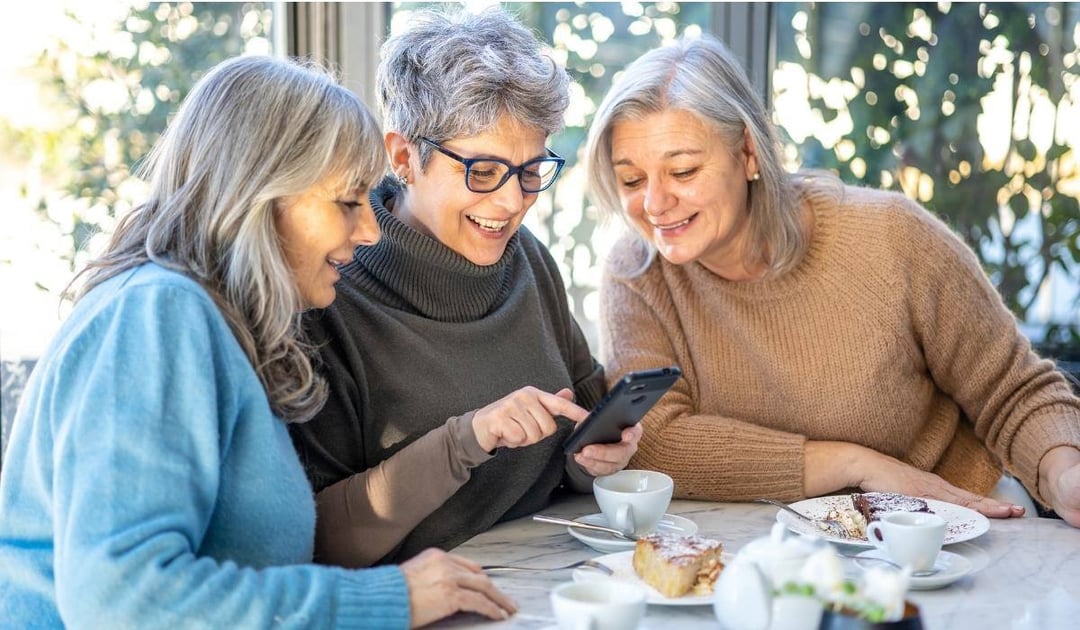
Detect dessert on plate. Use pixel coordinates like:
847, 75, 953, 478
818, 493, 934, 539
632, 533, 724, 598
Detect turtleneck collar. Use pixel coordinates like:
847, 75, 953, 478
338, 177, 519, 322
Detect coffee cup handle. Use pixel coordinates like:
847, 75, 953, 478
612, 504, 636, 534
866, 522, 886, 550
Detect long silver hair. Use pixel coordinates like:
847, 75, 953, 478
72, 55, 385, 422
586, 35, 807, 277
377, 6, 570, 162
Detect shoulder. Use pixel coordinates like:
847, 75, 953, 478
602, 231, 656, 281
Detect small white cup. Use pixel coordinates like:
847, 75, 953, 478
593, 469, 674, 535
550, 580, 647, 630
866, 512, 946, 572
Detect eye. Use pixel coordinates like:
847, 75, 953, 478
337, 200, 363, 214
619, 177, 643, 189
673, 167, 699, 179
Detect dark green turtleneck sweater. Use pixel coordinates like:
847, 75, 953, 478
290, 178, 605, 567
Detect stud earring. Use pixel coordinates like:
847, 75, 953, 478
750, 172, 761, 182
396, 173, 408, 186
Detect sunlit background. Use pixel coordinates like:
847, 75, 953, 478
2, 1, 1078, 370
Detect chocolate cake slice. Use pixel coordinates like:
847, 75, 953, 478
852, 491, 932, 525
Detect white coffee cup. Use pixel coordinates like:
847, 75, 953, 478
550, 580, 647, 630
593, 469, 674, 535
866, 512, 947, 572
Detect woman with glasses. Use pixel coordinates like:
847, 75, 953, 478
289, 6, 641, 568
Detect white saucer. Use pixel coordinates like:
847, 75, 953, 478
566, 513, 698, 553
853, 548, 973, 590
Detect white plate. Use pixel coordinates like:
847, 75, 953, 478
571, 549, 729, 606
775, 496, 990, 548
854, 548, 974, 590
566, 513, 698, 553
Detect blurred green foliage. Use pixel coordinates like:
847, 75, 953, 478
774, 3, 1079, 351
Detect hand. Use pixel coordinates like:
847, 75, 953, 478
851, 444, 1024, 519
401, 548, 517, 628
573, 423, 644, 477
472, 387, 589, 453
1039, 445, 1080, 527
804, 441, 1024, 519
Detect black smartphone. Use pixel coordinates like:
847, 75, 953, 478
563, 366, 681, 454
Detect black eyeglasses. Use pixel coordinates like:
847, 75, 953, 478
420, 137, 565, 194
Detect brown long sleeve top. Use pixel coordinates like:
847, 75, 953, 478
600, 178, 1080, 505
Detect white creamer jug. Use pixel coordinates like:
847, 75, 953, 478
713, 522, 830, 630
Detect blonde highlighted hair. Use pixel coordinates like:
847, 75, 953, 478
586, 35, 807, 277
72, 55, 385, 422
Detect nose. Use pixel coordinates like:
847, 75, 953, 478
642, 182, 672, 216
488, 177, 529, 215
350, 205, 380, 247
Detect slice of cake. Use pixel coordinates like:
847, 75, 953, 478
632, 533, 724, 598
851, 492, 932, 525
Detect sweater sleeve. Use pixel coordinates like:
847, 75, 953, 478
313, 412, 493, 567
49, 282, 410, 629
599, 254, 807, 502
903, 204, 1080, 504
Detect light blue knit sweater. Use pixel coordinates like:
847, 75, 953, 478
0, 263, 410, 628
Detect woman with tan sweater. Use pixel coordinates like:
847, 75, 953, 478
584, 35, 1080, 526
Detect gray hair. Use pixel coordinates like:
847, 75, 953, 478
377, 6, 569, 162
72, 55, 385, 422
586, 35, 807, 277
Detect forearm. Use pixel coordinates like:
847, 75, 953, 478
314, 412, 492, 567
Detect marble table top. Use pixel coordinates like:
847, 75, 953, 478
433, 494, 1080, 629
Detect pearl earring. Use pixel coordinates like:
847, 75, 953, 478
750, 172, 761, 181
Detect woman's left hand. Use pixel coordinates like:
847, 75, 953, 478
1039, 445, 1080, 527
572, 424, 643, 477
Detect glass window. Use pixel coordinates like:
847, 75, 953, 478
0, 2, 277, 364
773, 3, 1080, 355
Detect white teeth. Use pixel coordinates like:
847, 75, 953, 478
653, 217, 691, 229
467, 215, 510, 231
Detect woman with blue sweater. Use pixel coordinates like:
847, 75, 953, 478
0, 55, 514, 628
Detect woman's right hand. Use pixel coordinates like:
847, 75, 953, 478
472, 387, 589, 453
806, 441, 1025, 518
401, 548, 516, 628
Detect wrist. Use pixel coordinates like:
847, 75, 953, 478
1038, 445, 1080, 504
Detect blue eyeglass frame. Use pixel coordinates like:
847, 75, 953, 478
419, 137, 566, 193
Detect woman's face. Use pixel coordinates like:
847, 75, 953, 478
609, 109, 758, 276
275, 174, 380, 309
394, 115, 548, 266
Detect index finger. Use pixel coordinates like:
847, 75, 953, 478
539, 392, 589, 423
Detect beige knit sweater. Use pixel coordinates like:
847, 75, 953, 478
600, 178, 1080, 505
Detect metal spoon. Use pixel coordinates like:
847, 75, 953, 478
481, 558, 614, 575
532, 514, 640, 541
754, 498, 848, 538
848, 554, 940, 577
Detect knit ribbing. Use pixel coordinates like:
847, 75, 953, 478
342, 177, 516, 322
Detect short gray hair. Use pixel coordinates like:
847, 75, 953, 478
377, 6, 569, 160
586, 35, 806, 276
75, 55, 385, 422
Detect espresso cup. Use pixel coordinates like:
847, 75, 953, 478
865, 512, 947, 572
550, 580, 647, 630
593, 469, 674, 535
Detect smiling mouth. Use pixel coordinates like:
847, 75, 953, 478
651, 215, 694, 230
467, 214, 511, 233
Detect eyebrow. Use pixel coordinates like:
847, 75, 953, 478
612, 148, 705, 166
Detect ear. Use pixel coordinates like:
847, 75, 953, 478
384, 131, 413, 178
742, 127, 759, 181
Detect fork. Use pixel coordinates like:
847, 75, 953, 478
754, 498, 849, 538
481, 558, 614, 575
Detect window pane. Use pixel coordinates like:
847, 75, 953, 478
773, 3, 1080, 352
1, 2, 278, 363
